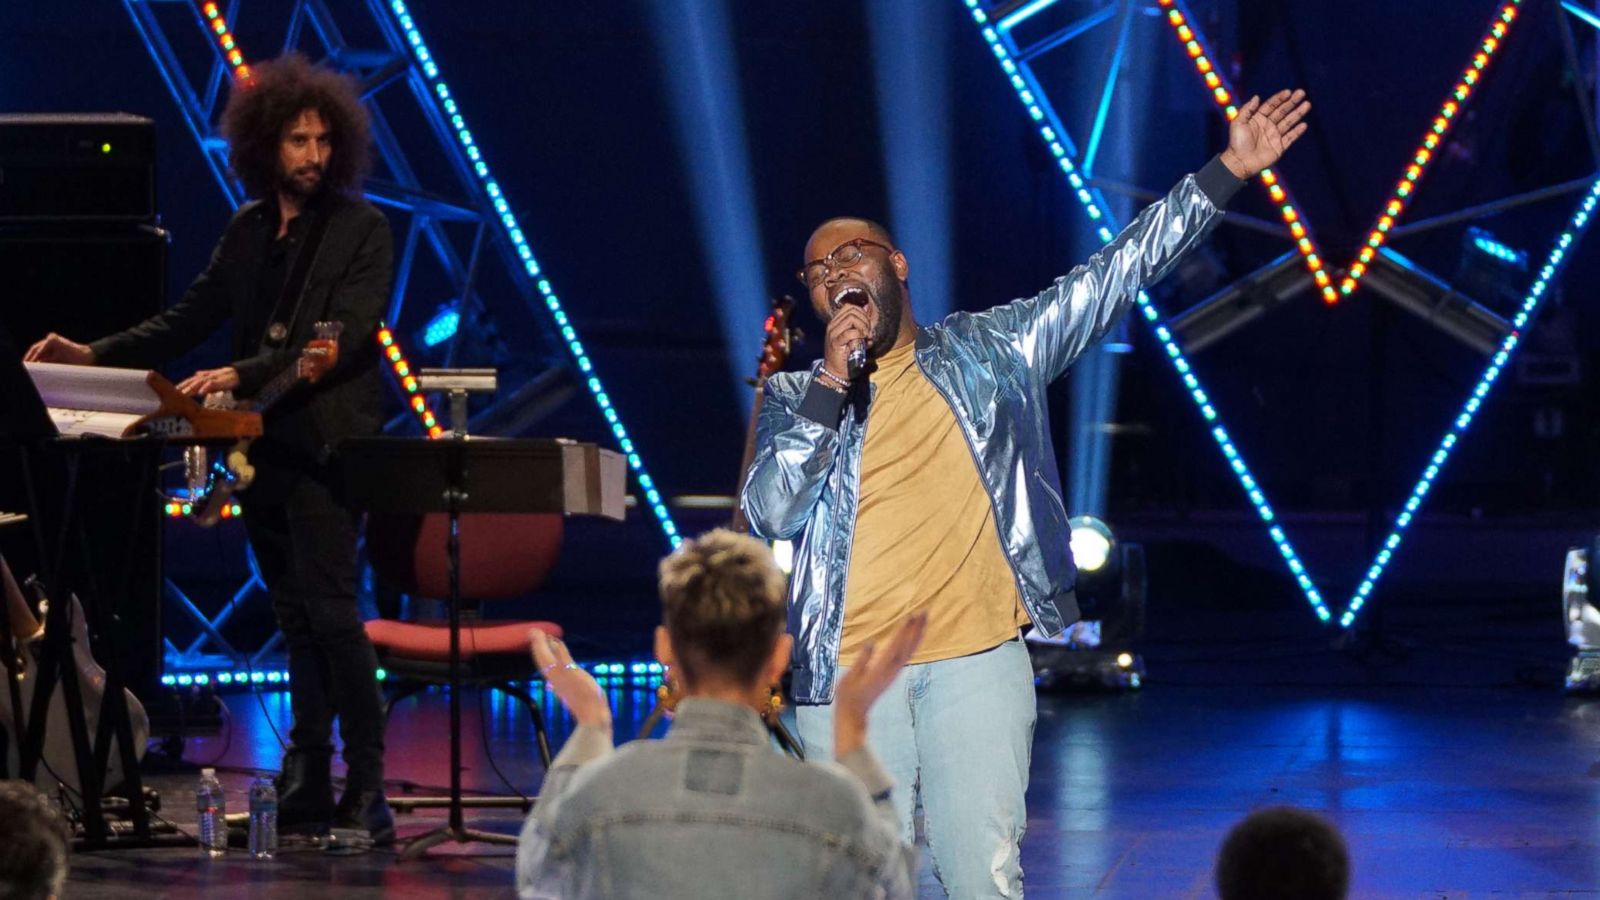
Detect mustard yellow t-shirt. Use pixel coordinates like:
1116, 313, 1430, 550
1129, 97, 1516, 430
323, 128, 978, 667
838, 340, 1030, 666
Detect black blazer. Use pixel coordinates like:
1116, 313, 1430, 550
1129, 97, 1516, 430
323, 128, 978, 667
90, 194, 394, 460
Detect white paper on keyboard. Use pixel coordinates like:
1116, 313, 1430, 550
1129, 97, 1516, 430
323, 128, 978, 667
25, 363, 161, 417
48, 408, 145, 439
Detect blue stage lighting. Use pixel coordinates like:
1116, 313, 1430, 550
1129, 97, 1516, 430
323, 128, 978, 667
645, 0, 771, 413
1467, 227, 1527, 269
998, 0, 1058, 31
421, 304, 461, 347
1563, 0, 1600, 33
869, 0, 954, 321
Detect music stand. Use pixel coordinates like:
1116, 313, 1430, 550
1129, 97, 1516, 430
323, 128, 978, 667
0, 343, 178, 848
339, 432, 622, 857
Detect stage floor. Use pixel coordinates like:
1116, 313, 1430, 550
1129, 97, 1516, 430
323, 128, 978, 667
62, 682, 1600, 898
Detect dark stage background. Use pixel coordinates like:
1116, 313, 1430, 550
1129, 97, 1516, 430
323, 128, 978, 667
3, 0, 1597, 680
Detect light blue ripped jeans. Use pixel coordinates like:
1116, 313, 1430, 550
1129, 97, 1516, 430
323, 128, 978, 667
796, 637, 1037, 898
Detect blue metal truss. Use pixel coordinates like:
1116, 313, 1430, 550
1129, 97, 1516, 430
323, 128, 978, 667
121, 0, 681, 548
964, 0, 1600, 629
1339, 182, 1600, 625
963, 0, 1332, 622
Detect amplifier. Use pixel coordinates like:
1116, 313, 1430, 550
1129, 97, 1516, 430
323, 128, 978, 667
0, 113, 156, 222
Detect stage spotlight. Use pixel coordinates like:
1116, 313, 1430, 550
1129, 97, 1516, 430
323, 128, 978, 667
772, 540, 794, 576
419, 301, 461, 348
1563, 541, 1600, 692
1466, 226, 1528, 270
1444, 226, 1528, 315
1069, 515, 1114, 572
1029, 519, 1146, 691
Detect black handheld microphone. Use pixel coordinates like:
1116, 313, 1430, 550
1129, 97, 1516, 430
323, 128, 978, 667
834, 285, 870, 379
846, 341, 867, 379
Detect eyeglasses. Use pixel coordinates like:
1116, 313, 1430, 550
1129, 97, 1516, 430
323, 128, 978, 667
796, 238, 894, 290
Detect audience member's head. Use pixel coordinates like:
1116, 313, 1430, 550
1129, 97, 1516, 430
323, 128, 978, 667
0, 780, 70, 900
655, 529, 791, 694
1216, 806, 1349, 900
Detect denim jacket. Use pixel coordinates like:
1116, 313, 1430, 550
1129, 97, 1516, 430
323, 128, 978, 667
740, 158, 1243, 703
516, 698, 916, 899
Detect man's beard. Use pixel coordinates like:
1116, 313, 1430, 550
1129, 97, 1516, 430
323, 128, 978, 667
864, 271, 904, 356
279, 165, 326, 201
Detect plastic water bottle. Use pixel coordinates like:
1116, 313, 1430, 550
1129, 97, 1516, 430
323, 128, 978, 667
248, 775, 278, 859
197, 768, 227, 857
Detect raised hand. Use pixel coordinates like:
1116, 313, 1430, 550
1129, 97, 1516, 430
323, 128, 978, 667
530, 629, 612, 729
1220, 89, 1311, 180
833, 612, 927, 757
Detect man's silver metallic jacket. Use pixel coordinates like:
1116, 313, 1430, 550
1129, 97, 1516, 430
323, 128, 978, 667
741, 159, 1242, 703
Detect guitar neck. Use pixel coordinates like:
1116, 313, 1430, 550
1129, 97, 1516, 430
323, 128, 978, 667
728, 384, 768, 534
251, 362, 303, 411
730, 298, 793, 534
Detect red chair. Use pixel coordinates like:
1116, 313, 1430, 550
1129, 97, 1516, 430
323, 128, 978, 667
364, 512, 564, 767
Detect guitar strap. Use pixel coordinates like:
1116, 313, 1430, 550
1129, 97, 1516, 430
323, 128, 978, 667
259, 202, 336, 354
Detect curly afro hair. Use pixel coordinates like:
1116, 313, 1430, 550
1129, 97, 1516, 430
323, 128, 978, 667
220, 52, 371, 199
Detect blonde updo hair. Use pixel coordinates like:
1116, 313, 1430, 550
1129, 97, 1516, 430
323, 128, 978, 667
657, 529, 787, 686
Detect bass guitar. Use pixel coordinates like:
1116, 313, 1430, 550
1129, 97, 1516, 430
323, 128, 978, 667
0, 555, 150, 796
183, 320, 344, 525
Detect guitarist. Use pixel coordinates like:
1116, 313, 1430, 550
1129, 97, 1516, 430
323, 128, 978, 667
25, 53, 394, 846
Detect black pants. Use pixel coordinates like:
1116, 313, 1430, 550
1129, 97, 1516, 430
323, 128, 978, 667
242, 465, 385, 791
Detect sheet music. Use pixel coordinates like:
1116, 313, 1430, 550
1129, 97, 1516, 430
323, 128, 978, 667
47, 408, 143, 439
24, 363, 161, 416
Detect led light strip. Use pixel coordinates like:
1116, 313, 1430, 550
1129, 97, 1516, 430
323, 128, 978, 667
1337, 176, 1600, 627
163, 669, 290, 688
380, 0, 680, 547
199, 2, 251, 83
1152, 0, 1337, 303
585, 660, 668, 688
163, 668, 388, 688
965, 0, 1332, 622
163, 497, 242, 520
1338, 1, 1522, 297
378, 323, 445, 437
161, 660, 666, 690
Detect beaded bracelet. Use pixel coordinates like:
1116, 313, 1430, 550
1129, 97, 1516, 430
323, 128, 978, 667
814, 368, 850, 393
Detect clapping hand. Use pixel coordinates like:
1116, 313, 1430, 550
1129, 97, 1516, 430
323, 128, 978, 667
833, 612, 927, 758
531, 629, 612, 730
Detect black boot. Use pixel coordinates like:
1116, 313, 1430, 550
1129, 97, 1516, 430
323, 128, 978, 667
328, 785, 395, 850
276, 746, 335, 835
